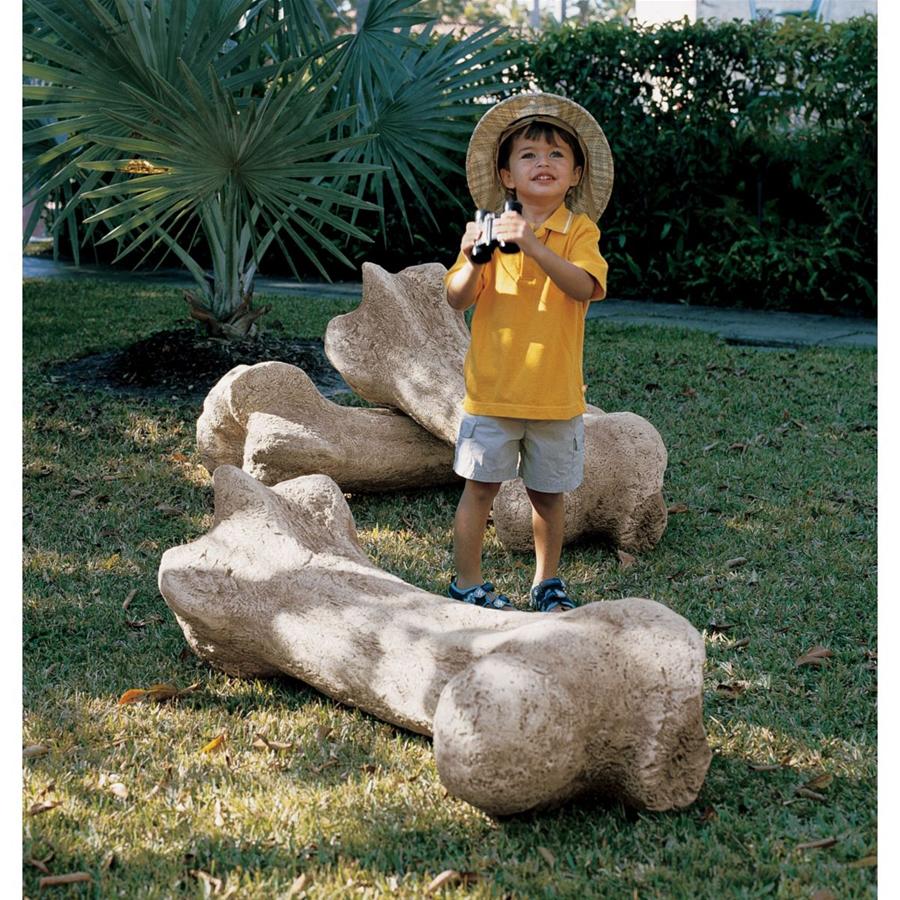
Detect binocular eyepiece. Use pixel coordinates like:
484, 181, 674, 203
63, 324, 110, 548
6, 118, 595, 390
471, 200, 524, 265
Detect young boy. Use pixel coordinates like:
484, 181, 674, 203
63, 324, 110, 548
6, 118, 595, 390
444, 92, 614, 613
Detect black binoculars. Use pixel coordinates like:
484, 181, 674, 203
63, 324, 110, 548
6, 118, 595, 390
471, 200, 524, 264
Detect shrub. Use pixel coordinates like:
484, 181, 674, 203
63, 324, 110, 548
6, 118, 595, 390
526, 15, 876, 314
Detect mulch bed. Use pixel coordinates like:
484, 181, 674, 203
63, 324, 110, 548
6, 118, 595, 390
49, 327, 350, 403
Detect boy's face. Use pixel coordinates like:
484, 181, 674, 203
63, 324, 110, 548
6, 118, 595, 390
499, 132, 582, 208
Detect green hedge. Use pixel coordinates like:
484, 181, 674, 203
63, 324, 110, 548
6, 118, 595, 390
526, 15, 876, 315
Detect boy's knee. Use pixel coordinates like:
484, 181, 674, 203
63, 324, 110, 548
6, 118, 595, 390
526, 487, 563, 513
465, 479, 502, 502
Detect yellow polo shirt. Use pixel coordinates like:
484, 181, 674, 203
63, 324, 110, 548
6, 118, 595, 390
445, 203, 608, 420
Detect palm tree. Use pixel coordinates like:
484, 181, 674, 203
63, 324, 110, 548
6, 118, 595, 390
23, 0, 517, 337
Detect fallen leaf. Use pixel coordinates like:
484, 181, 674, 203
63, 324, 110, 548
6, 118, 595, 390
702, 441, 720, 453
191, 869, 223, 893
109, 782, 129, 800
749, 763, 782, 772
709, 621, 734, 634
27, 855, 53, 875
315, 724, 333, 743
795, 787, 827, 802
425, 870, 461, 894
122, 589, 138, 611
725, 556, 748, 569
617, 549, 636, 570
24, 744, 50, 759
201, 734, 226, 754
169, 452, 189, 463
847, 853, 877, 869
537, 846, 556, 866
681, 387, 697, 398
796, 646, 833, 667
39, 873, 92, 888
732, 638, 750, 650
729, 442, 747, 452
797, 836, 838, 851
70, 488, 88, 498
803, 773, 834, 791
287, 873, 310, 897
715, 681, 749, 699
667, 503, 690, 514
125, 614, 164, 629
155, 503, 184, 517
28, 800, 62, 816
698, 805, 717, 824
811, 891, 837, 900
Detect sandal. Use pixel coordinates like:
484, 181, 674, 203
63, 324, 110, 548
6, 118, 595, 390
448, 578, 514, 611
530, 577, 576, 613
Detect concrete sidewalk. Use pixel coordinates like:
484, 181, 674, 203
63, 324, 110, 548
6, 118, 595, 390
24, 255, 876, 350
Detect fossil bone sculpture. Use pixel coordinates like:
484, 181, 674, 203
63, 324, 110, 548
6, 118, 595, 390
159, 465, 710, 816
323, 262, 668, 551
197, 361, 457, 491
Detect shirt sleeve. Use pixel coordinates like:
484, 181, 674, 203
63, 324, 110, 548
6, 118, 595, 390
567, 216, 608, 301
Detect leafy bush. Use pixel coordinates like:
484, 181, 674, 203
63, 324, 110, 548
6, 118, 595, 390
526, 15, 876, 314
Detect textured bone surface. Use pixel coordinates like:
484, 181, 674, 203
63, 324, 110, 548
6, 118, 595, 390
159, 465, 710, 816
324, 262, 667, 551
196, 361, 456, 490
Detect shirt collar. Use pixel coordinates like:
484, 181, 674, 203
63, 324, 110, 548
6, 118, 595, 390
534, 203, 575, 237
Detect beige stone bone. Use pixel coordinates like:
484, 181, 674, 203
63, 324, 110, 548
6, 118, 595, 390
324, 262, 668, 551
159, 465, 710, 816
196, 361, 457, 491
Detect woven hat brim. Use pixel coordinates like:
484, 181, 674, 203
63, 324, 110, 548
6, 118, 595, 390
466, 92, 614, 222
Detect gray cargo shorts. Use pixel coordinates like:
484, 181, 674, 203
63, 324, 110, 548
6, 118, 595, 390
453, 413, 585, 493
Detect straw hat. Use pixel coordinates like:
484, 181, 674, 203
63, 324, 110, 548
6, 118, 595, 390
465, 92, 614, 222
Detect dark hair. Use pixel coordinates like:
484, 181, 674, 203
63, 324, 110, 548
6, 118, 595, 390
497, 121, 585, 172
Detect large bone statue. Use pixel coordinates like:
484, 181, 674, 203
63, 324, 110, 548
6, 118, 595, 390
197, 361, 457, 491
323, 262, 668, 552
159, 465, 710, 816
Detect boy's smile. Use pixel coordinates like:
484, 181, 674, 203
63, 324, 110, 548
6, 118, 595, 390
499, 133, 582, 213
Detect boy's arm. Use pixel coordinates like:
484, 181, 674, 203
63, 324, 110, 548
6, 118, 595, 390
446, 221, 484, 310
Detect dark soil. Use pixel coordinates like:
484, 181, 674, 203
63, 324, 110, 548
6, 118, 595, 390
49, 327, 350, 403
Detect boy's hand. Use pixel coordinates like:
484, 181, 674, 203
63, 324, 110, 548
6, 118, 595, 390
493, 210, 539, 256
460, 220, 484, 265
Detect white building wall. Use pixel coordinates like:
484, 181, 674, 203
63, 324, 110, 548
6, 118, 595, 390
634, 0, 875, 23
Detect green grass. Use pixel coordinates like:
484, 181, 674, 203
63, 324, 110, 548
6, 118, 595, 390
23, 279, 876, 898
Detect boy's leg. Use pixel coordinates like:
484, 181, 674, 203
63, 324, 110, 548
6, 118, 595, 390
526, 488, 565, 586
453, 479, 502, 589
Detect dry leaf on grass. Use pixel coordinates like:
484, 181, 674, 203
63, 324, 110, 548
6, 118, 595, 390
24, 744, 50, 759
201, 734, 226, 755
795, 787, 827, 802
732, 638, 750, 650
617, 550, 636, 570
810, 891, 837, 900
796, 646, 833, 667
109, 782, 129, 800
252, 732, 293, 752
27, 800, 61, 816
749, 762, 783, 772
425, 870, 477, 894
667, 503, 690, 514
847, 853, 877, 869
725, 556, 748, 569
797, 836, 838, 851
118, 682, 198, 706
715, 681, 749, 700
122, 589, 138, 611
155, 503, 184, 517
536, 846, 556, 866
125, 614, 164, 629
286, 873, 310, 897
39, 872, 92, 888
698, 805, 717, 824
803, 773, 834, 791
27, 855, 53, 874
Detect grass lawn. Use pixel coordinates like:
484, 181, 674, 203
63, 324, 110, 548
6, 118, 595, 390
23, 279, 876, 898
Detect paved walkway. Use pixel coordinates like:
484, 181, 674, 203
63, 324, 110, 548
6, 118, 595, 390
24, 255, 876, 349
